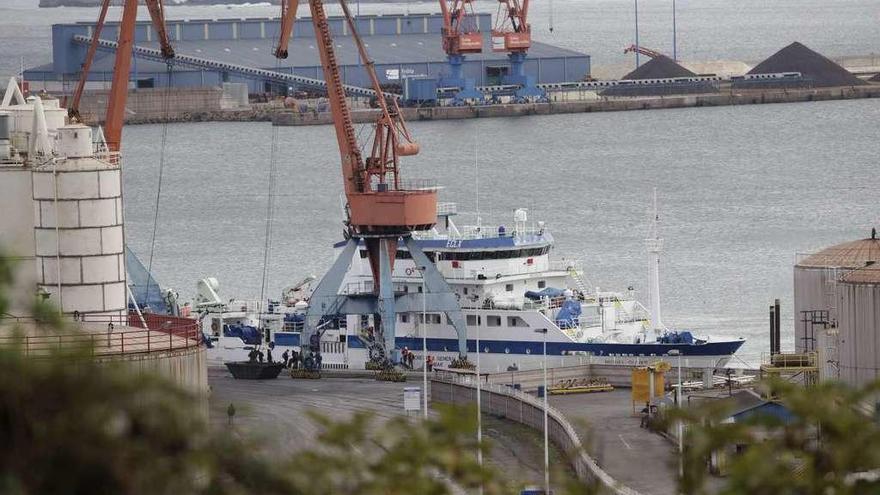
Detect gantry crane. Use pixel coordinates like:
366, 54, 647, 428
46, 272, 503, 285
492, 0, 544, 100
274, 0, 469, 370
437, 0, 485, 102
69, 0, 175, 152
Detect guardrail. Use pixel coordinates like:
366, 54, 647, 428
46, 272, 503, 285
0, 312, 202, 358
431, 373, 640, 495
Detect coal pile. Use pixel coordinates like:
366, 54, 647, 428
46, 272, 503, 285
602, 55, 717, 97
745, 42, 866, 88
622, 55, 696, 80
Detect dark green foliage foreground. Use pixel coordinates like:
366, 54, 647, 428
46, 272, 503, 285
670, 378, 880, 495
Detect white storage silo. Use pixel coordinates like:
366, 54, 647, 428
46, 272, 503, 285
793, 235, 880, 352
31, 123, 127, 317
837, 264, 880, 387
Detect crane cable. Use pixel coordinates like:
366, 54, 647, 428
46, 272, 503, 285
145, 61, 174, 307
259, 63, 282, 307
549, 0, 555, 32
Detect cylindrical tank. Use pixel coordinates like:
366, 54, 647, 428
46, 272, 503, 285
31, 135, 126, 317
793, 236, 880, 351
837, 264, 880, 387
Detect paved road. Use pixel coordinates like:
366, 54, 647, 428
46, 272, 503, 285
207, 367, 566, 488
550, 390, 679, 495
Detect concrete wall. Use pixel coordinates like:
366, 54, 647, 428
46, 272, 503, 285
431, 378, 638, 495
77, 87, 224, 124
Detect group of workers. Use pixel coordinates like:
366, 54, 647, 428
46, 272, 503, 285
400, 347, 435, 371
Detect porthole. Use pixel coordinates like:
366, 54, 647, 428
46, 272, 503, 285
526, 348, 531, 355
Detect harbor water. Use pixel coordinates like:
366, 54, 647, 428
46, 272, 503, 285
1, 0, 878, 366
120, 98, 880, 366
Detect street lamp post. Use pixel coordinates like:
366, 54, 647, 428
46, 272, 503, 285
668, 349, 683, 479
419, 266, 428, 419
535, 328, 550, 495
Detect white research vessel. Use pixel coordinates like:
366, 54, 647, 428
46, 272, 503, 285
196, 202, 744, 372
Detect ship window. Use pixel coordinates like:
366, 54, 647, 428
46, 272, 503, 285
417, 285, 423, 293
507, 316, 528, 327
400, 314, 409, 323
505, 284, 514, 292
487, 315, 502, 327
433, 314, 442, 324
537, 280, 546, 289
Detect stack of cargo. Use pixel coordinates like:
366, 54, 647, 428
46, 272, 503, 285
736, 42, 866, 89
602, 55, 719, 97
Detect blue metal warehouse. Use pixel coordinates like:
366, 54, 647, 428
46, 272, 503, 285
24, 13, 590, 94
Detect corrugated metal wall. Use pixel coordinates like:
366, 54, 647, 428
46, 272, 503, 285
838, 281, 880, 387
793, 266, 832, 352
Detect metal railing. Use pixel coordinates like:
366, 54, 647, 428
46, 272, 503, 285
0, 312, 202, 358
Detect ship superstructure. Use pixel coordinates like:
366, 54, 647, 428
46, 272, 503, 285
199, 204, 745, 371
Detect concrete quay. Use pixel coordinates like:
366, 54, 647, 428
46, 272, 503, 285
206, 366, 569, 488
272, 84, 880, 126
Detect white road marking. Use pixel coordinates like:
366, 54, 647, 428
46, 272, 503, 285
618, 434, 632, 450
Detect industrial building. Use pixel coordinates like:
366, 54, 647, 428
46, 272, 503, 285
24, 13, 590, 95
792, 232, 880, 386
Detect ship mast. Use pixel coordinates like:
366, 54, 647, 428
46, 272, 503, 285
646, 188, 664, 332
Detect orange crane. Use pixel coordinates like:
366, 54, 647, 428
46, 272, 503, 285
437, 0, 484, 102
492, 0, 544, 100
274, 0, 469, 369
69, 0, 175, 152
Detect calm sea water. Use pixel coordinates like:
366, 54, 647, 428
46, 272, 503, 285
119, 99, 880, 366
2, 0, 879, 365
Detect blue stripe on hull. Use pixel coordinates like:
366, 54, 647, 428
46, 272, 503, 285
346, 336, 745, 357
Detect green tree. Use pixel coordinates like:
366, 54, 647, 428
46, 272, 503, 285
672, 378, 880, 495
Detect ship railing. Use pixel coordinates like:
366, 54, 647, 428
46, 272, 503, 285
341, 281, 374, 295
447, 222, 549, 241
386, 178, 438, 192
283, 320, 305, 332
436, 202, 458, 216
549, 258, 583, 273
0, 311, 202, 358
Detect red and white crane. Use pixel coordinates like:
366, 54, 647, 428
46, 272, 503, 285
492, 0, 544, 99
437, 0, 485, 101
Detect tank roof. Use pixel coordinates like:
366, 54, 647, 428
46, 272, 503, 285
797, 234, 880, 268
841, 263, 880, 284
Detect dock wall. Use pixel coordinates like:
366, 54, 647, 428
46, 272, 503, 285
274, 85, 880, 126
431, 377, 640, 495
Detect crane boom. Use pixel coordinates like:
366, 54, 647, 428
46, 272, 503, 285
274, 0, 300, 59
439, 0, 483, 55
69, 0, 111, 123
623, 44, 666, 59
492, 0, 531, 52
73, 0, 174, 151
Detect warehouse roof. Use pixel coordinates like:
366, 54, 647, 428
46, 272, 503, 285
77, 33, 585, 73
797, 235, 880, 268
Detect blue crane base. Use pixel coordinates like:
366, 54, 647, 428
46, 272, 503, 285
301, 236, 469, 370
504, 52, 546, 101
440, 54, 485, 104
